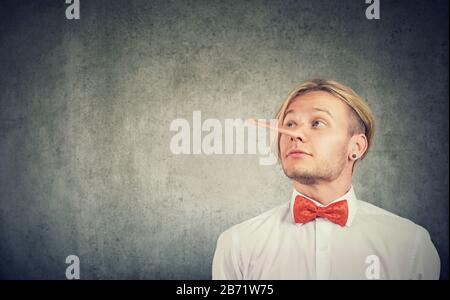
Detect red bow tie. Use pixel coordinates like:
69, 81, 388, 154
293, 195, 349, 227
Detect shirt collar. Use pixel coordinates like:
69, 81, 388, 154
289, 185, 359, 227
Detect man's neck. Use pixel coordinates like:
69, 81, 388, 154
293, 178, 352, 206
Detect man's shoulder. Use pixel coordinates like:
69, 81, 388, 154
219, 201, 290, 240
356, 199, 430, 237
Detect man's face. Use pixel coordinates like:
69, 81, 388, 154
279, 91, 353, 184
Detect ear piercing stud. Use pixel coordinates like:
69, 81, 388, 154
352, 154, 357, 160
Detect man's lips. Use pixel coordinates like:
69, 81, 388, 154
286, 150, 311, 158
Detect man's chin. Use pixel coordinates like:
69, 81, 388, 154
283, 167, 313, 180
284, 170, 320, 185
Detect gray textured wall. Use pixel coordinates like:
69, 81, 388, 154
0, 0, 448, 279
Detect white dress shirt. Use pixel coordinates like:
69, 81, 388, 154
212, 185, 440, 280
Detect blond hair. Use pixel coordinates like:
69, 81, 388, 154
273, 78, 376, 171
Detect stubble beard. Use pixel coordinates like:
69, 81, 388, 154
282, 154, 347, 185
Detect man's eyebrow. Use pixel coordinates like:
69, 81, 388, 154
283, 109, 295, 118
283, 107, 334, 119
312, 107, 334, 118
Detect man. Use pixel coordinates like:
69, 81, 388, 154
212, 78, 440, 280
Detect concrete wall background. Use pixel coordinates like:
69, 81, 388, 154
0, 0, 448, 279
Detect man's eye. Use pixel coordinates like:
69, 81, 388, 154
312, 120, 325, 128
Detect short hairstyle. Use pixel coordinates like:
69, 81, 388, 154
273, 78, 376, 171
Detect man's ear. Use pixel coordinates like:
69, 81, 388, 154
348, 134, 368, 160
